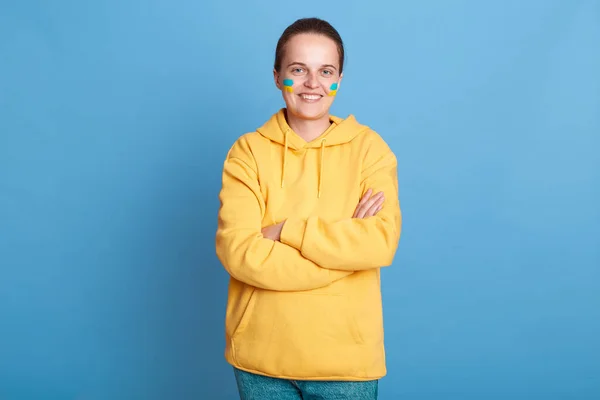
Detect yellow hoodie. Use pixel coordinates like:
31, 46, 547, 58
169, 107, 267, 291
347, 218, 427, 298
215, 108, 401, 381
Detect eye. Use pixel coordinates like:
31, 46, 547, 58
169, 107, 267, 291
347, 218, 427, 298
292, 67, 304, 74
322, 69, 333, 76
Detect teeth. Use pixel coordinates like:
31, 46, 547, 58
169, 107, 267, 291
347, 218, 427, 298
301, 94, 320, 100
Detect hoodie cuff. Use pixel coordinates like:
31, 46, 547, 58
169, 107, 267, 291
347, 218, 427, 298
280, 217, 307, 251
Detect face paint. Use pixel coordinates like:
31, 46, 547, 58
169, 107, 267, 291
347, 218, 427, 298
328, 82, 338, 96
283, 79, 294, 93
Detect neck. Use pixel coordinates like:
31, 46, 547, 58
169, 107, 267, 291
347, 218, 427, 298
286, 111, 331, 142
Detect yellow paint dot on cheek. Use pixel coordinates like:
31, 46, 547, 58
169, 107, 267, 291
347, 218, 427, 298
328, 82, 339, 97
283, 79, 294, 93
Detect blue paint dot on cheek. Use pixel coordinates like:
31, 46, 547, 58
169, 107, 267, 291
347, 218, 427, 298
283, 79, 294, 86
330, 82, 338, 91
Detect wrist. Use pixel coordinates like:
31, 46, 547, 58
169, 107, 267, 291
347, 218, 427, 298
276, 221, 285, 241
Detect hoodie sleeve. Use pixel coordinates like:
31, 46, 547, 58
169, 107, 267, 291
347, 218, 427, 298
215, 137, 353, 291
280, 134, 402, 271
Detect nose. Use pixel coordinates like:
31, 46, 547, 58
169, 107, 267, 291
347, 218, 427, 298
304, 72, 319, 89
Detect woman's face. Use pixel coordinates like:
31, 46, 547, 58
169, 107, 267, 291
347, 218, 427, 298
274, 33, 342, 121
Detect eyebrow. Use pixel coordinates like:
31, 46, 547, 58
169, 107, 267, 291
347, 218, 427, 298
287, 62, 338, 71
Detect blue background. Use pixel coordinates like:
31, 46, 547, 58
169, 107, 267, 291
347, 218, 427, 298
1, 0, 599, 399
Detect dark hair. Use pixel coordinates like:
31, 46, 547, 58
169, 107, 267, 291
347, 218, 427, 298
274, 18, 345, 74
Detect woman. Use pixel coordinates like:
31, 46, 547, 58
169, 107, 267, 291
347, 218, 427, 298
216, 17, 402, 400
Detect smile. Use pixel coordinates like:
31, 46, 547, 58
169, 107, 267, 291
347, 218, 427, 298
299, 94, 323, 102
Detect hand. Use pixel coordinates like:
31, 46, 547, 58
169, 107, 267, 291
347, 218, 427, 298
261, 221, 285, 241
353, 189, 384, 219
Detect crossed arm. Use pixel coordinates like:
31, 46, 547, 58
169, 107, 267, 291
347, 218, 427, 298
215, 137, 402, 292
262, 188, 385, 240
264, 151, 401, 272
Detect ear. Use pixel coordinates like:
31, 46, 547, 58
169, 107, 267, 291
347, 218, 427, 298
337, 72, 343, 91
273, 69, 281, 90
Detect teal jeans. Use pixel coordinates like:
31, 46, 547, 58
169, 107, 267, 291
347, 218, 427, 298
233, 368, 378, 400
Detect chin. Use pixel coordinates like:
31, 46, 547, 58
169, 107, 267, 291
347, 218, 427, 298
287, 103, 331, 121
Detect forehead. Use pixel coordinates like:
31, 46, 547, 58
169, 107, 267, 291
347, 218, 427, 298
283, 33, 339, 67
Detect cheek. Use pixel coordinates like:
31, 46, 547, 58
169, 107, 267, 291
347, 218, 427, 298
328, 82, 339, 97
282, 78, 295, 93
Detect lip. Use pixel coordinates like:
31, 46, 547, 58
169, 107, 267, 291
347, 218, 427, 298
297, 93, 323, 103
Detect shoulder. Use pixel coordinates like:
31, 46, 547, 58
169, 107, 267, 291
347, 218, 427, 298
344, 114, 394, 153
352, 124, 397, 169
224, 131, 268, 164
362, 129, 393, 153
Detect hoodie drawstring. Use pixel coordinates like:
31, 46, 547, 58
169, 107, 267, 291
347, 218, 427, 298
281, 129, 289, 188
318, 139, 326, 198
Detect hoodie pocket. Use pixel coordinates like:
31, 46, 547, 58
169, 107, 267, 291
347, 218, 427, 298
349, 314, 365, 344
232, 289, 257, 340
231, 291, 371, 375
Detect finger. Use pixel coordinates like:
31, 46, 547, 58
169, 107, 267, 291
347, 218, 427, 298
356, 192, 380, 218
363, 193, 385, 217
358, 189, 372, 207
371, 198, 386, 217
356, 192, 383, 218
353, 189, 373, 218
364, 192, 384, 210
355, 204, 366, 219
353, 192, 367, 217
355, 197, 374, 218
363, 196, 385, 218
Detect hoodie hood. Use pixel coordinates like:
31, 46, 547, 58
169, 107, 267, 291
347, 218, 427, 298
256, 108, 368, 149
256, 108, 370, 197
